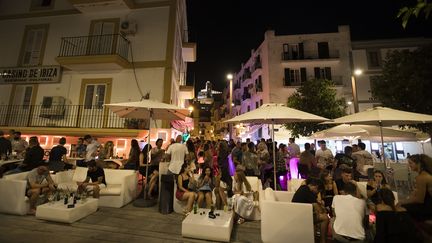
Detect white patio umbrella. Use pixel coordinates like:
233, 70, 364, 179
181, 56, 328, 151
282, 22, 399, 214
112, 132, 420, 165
324, 106, 432, 166
311, 124, 419, 142
224, 103, 329, 189
105, 100, 189, 206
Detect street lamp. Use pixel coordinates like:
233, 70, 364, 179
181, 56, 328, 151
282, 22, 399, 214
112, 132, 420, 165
351, 69, 362, 113
227, 73, 233, 140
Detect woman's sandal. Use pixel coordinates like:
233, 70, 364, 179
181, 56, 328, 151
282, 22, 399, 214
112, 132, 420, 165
236, 218, 245, 225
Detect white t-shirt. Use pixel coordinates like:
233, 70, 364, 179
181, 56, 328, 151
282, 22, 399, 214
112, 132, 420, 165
332, 194, 366, 240
85, 140, 100, 162
166, 143, 188, 174
315, 149, 333, 168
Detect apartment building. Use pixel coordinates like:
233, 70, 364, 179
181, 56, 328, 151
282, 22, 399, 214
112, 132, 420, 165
0, 0, 195, 154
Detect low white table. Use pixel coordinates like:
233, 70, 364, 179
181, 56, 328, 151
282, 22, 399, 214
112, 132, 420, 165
36, 198, 98, 223
182, 209, 234, 242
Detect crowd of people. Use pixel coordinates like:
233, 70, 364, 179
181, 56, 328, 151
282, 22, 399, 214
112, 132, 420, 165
1, 130, 432, 242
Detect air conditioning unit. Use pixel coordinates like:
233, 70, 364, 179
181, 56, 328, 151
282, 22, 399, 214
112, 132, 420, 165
120, 20, 137, 36
40, 96, 66, 119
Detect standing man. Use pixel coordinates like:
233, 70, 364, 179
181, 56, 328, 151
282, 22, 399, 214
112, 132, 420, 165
26, 165, 56, 214
11, 131, 28, 157
82, 135, 100, 167
0, 131, 12, 159
77, 160, 106, 198
315, 140, 334, 171
49, 137, 73, 171
351, 142, 374, 179
287, 138, 300, 158
166, 135, 188, 175
299, 143, 315, 179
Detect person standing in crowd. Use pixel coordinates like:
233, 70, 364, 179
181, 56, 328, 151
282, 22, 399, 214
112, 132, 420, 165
48, 137, 72, 171
276, 144, 288, 189
203, 143, 213, 170
123, 139, 140, 170
186, 139, 197, 172
333, 146, 355, 180
310, 143, 316, 156
242, 142, 259, 177
315, 140, 334, 171
6, 136, 44, 174
82, 135, 100, 166
166, 135, 188, 175
298, 143, 315, 179
288, 138, 300, 158
77, 160, 106, 198
231, 141, 243, 166
217, 140, 233, 190
11, 131, 28, 157
401, 154, 432, 221
26, 165, 56, 215
0, 131, 12, 159
331, 182, 367, 242
257, 141, 270, 182
146, 138, 165, 199
352, 142, 374, 179
76, 137, 87, 158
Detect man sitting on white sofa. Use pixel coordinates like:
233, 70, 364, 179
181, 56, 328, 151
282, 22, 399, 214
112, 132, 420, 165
77, 161, 106, 198
27, 165, 56, 215
292, 177, 328, 243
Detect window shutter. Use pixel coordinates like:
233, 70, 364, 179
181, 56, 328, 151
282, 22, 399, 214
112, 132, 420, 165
325, 67, 332, 80
299, 43, 304, 59
314, 67, 320, 79
300, 68, 307, 83
23, 28, 45, 65
284, 68, 291, 86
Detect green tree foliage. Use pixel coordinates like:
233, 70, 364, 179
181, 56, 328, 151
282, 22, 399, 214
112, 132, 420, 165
398, 0, 432, 28
284, 79, 347, 137
371, 44, 432, 140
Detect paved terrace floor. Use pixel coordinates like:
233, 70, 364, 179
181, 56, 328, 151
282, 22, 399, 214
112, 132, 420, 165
0, 204, 261, 243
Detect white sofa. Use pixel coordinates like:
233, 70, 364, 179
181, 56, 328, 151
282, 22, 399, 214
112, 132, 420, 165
56, 167, 137, 208
260, 188, 314, 243
0, 171, 32, 215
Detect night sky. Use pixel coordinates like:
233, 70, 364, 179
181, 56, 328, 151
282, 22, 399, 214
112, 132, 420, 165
185, 0, 432, 93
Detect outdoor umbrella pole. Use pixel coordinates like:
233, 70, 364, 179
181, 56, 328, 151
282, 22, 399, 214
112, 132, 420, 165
379, 121, 387, 168
272, 120, 277, 190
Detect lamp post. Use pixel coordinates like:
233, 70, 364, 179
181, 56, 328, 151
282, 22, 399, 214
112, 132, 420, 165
351, 69, 362, 113
227, 74, 233, 140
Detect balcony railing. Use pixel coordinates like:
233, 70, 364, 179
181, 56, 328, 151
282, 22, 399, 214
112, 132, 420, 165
281, 50, 339, 61
58, 34, 129, 60
0, 105, 146, 129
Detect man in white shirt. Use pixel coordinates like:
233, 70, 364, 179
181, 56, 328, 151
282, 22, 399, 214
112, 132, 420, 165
287, 138, 300, 158
84, 135, 100, 163
315, 140, 334, 170
166, 135, 188, 175
332, 182, 367, 242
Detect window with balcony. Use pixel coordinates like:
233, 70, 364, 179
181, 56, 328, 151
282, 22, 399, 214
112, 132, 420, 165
19, 24, 49, 66
317, 42, 330, 59
282, 43, 304, 60
314, 67, 332, 80
284, 67, 307, 86
367, 50, 381, 69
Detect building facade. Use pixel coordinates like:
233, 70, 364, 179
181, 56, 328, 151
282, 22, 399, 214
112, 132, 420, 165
0, 0, 195, 154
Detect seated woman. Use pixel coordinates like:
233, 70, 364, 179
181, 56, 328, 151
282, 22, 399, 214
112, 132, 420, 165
374, 188, 421, 243
318, 170, 338, 215
197, 166, 215, 208
367, 170, 390, 204
123, 139, 140, 170
176, 162, 197, 215
232, 168, 258, 224
401, 154, 432, 221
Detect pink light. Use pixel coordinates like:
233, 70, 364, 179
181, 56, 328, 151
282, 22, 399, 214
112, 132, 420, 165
227, 154, 236, 176
289, 157, 300, 179
279, 175, 284, 180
